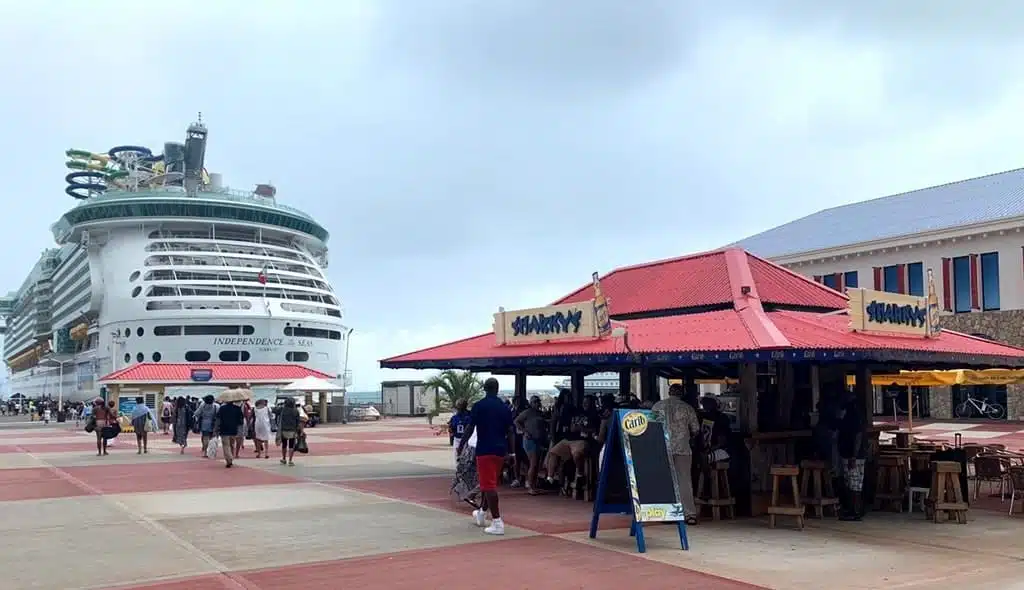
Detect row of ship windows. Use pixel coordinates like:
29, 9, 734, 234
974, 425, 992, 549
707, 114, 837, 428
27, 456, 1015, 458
132, 285, 338, 306
142, 255, 321, 278
117, 324, 344, 339
148, 229, 298, 250
145, 241, 311, 264
136, 269, 330, 291
139, 300, 341, 317
124, 351, 310, 363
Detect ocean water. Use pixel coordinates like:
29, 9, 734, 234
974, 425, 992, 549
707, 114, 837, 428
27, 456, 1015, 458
346, 391, 382, 405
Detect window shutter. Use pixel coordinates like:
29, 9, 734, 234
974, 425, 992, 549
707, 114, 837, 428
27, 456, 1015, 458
873, 267, 882, 290
813, 275, 822, 284
896, 264, 906, 294
941, 258, 952, 311
836, 272, 844, 292
970, 253, 979, 310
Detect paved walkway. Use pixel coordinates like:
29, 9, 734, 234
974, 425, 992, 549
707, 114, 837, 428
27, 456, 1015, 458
0, 418, 1023, 589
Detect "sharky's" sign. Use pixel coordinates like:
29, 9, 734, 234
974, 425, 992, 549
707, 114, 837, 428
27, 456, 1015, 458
494, 301, 600, 345
848, 288, 930, 338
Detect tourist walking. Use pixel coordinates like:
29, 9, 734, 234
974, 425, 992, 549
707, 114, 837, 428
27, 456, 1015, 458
276, 398, 302, 466
160, 397, 173, 435
651, 383, 700, 525
216, 400, 245, 468
130, 396, 154, 454
88, 398, 117, 456
253, 399, 272, 458
172, 397, 192, 454
193, 395, 219, 457
458, 377, 514, 536
452, 428, 480, 509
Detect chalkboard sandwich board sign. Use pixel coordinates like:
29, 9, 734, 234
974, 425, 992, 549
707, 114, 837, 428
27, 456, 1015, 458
589, 409, 689, 553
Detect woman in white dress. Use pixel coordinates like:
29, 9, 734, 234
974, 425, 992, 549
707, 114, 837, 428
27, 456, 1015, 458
253, 399, 273, 459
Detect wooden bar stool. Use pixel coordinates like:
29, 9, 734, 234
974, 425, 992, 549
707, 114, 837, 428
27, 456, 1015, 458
696, 461, 736, 520
874, 455, 907, 512
927, 461, 968, 524
799, 460, 839, 518
767, 464, 804, 529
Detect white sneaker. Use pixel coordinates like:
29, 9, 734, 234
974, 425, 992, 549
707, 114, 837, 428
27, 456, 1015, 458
484, 518, 505, 535
472, 509, 487, 527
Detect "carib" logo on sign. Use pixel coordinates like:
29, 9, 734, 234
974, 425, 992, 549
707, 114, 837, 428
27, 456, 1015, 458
866, 300, 927, 328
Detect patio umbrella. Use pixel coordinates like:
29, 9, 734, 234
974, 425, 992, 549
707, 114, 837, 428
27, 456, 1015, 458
217, 388, 254, 403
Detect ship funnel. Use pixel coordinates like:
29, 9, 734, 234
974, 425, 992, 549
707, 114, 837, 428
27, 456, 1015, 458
183, 115, 208, 194
208, 173, 223, 190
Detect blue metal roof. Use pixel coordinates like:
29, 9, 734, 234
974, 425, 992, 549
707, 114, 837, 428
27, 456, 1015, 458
732, 168, 1024, 258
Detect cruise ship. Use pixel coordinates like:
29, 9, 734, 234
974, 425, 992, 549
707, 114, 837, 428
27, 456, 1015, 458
2, 118, 350, 402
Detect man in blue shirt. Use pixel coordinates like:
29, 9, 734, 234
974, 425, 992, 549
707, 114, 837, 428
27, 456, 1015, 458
458, 377, 513, 535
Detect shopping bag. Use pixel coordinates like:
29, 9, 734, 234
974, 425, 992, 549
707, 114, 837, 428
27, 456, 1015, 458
206, 436, 220, 459
84, 416, 96, 433
295, 433, 309, 454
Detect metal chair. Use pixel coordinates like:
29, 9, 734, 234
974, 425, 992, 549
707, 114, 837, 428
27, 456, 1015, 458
973, 454, 1009, 501
1009, 467, 1024, 517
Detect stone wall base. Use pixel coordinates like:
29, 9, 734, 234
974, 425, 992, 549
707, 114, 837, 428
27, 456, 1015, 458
929, 386, 952, 419
940, 310, 1024, 421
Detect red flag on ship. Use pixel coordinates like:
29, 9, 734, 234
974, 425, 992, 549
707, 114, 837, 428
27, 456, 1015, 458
257, 264, 268, 285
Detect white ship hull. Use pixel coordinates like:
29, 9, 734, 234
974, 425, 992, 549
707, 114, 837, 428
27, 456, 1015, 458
7, 224, 349, 403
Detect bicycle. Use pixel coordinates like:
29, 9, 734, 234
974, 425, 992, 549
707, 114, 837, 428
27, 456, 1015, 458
954, 395, 1005, 420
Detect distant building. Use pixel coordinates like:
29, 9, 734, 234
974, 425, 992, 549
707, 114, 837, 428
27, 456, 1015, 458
735, 168, 1024, 419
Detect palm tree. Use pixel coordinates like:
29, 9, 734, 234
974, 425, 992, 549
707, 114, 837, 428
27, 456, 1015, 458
423, 370, 484, 412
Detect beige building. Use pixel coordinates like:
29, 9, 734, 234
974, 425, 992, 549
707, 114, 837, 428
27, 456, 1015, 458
736, 168, 1024, 420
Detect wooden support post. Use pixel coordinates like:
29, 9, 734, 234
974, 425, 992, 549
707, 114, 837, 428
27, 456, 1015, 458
855, 365, 873, 424
640, 368, 659, 403
571, 371, 586, 406
809, 365, 821, 426
777, 363, 795, 429
514, 370, 528, 408
618, 369, 631, 400
738, 362, 758, 435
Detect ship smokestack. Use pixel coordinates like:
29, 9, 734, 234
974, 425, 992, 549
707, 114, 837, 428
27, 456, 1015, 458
183, 112, 208, 194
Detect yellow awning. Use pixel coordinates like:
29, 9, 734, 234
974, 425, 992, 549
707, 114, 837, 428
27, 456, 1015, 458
849, 369, 1024, 387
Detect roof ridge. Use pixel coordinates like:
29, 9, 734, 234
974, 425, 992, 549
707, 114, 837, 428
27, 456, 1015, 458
723, 248, 791, 348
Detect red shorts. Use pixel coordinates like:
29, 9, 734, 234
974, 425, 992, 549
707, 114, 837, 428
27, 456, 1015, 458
476, 454, 505, 492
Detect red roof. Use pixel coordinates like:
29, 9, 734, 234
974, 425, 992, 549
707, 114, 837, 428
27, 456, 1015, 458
381, 245, 1024, 370
99, 363, 336, 385
771, 312, 1024, 357
555, 247, 847, 315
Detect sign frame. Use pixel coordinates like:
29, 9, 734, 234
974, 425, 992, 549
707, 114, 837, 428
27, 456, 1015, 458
190, 368, 213, 382
493, 300, 601, 346
589, 409, 689, 553
848, 287, 929, 338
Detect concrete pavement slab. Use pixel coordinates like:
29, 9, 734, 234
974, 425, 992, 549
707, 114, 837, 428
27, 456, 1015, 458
158, 498, 534, 571
111, 483, 373, 519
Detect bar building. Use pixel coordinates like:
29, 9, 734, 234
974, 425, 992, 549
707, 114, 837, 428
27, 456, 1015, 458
734, 168, 1024, 420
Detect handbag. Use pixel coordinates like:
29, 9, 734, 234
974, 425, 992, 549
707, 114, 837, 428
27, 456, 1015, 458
206, 436, 220, 459
100, 423, 121, 440
295, 433, 309, 454
84, 416, 96, 433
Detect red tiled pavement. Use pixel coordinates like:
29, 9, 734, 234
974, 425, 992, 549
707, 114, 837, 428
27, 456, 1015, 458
0, 467, 90, 501
113, 536, 764, 590
300, 440, 437, 455
59, 461, 300, 494
322, 429, 437, 441
338, 475, 632, 534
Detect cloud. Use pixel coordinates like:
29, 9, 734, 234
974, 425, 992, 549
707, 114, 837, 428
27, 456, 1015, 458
1, 4, 1023, 392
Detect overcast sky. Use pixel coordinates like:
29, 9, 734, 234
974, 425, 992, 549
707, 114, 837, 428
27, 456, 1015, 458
2, 1, 1023, 391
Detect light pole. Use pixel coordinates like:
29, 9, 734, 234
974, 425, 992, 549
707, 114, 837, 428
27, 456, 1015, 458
41, 355, 74, 413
